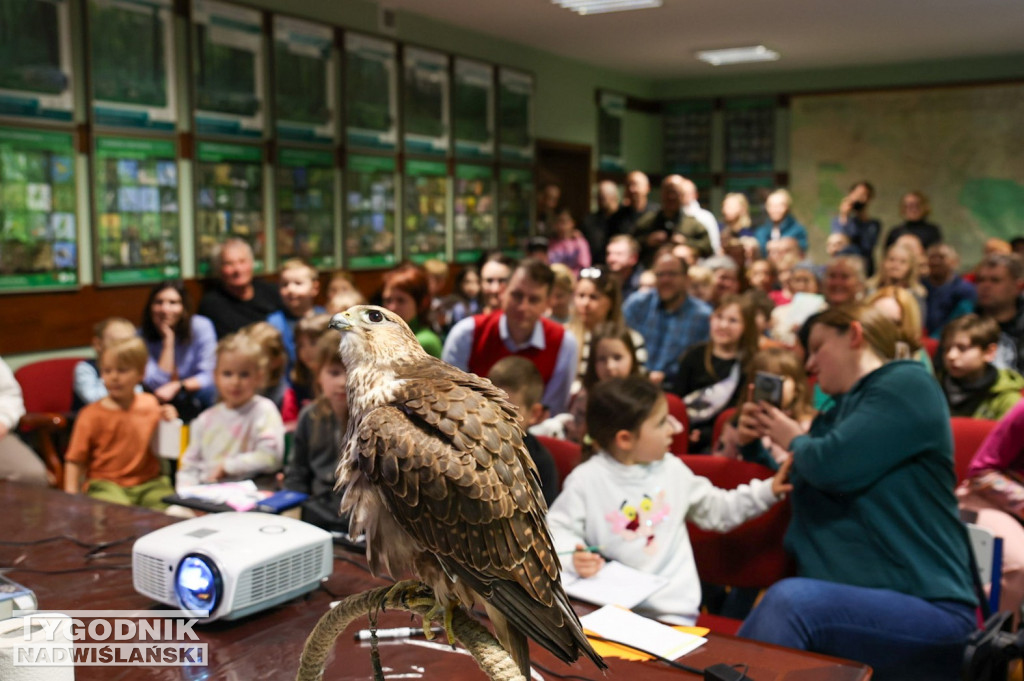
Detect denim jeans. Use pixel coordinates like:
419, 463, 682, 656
737, 577, 977, 681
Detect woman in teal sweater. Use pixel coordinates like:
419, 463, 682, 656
737, 304, 976, 681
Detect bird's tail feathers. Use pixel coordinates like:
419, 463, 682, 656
485, 603, 531, 680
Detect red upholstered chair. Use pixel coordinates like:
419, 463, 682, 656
680, 454, 794, 634
14, 357, 84, 486
920, 335, 940, 361
535, 435, 582, 486
950, 417, 998, 485
663, 392, 690, 456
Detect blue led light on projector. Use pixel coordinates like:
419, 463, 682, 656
175, 554, 220, 614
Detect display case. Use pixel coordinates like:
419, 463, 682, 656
0, 0, 74, 121
497, 68, 533, 163
497, 167, 532, 254
452, 58, 493, 160
194, 140, 264, 275
453, 163, 494, 263
663, 99, 713, 176
344, 33, 397, 151
402, 159, 448, 264
344, 154, 395, 270
402, 46, 448, 157
0, 126, 77, 291
273, 16, 335, 144
724, 97, 775, 173
597, 91, 624, 173
192, 0, 264, 138
276, 147, 335, 268
94, 135, 181, 284
89, 0, 176, 131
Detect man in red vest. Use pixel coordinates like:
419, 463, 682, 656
443, 258, 579, 415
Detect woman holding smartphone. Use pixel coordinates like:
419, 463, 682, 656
737, 304, 976, 681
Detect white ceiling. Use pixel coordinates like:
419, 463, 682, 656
385, 0, 1024, 80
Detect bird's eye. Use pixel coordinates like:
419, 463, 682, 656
366, 309, 384, 323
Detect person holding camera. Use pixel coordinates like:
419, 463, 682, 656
830, 181, 881, 277
735, 304, 977, 681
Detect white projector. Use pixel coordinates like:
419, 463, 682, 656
133, 512, 333, 621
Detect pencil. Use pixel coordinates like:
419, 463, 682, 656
557, 545, 601, 555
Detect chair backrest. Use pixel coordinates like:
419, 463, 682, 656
680, 454, 794, 589
535, 435, 582, 486
711, 407, 738, 453
951, 417, 998, 484
920, 335, 940, 361
664, 392, 689, 456
14, 358, 84, 414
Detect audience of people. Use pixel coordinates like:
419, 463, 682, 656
10, 169, 1024, 681
443, 258, 579, 415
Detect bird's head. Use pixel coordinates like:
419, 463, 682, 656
328, 305, 423, 370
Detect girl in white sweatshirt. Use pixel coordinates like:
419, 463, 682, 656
547, 376, 791, 624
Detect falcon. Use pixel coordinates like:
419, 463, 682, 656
328, 305, 604, 676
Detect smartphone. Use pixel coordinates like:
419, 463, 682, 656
752, 371, 785, 408
255, 490, 309, 513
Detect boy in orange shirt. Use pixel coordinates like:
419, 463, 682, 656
64, 337, 178, 509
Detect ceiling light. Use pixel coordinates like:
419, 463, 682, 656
696, 45, 780, 66
554, 0, 662, 16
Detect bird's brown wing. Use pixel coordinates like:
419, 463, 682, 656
352, 371, 604, 669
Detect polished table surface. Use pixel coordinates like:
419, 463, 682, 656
0, 482, 871, 680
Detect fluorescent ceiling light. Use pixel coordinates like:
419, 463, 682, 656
554, 0, 662, 16
696, 45, 780, 66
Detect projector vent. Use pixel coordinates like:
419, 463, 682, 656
134, 552, 169, 598
234, 545, 327, 609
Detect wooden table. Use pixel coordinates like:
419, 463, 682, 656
0, 482, 871, 680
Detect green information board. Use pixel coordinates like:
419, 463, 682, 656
94, 135, 181, 285
345, 33, 397, 151
195, 141, 263, 275
453, 164, 494, 263
344, 154, 395, 269
403, 160, 448, 264
498, 167, 532, 254
277, 147, 335, 268
192, 0, 264, 138
498, 68, 533, 162
453, 58, 493, 160
274, 16, 335, 144
0, 126, 77, 291
0, 0, 74, 121
403, 46, 448, 157
90, 0, 176, 131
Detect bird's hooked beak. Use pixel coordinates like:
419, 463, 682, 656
329, 312, 352, 332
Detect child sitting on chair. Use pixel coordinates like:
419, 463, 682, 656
176, 333, 285, 489
488, 356, 560, 506
73, 316, 137, 412
546, 376, 791, 625
64, 337, 178, 509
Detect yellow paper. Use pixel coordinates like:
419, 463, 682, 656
585, 626, 709, 661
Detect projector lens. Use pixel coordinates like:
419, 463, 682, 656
175, 554, 221, 615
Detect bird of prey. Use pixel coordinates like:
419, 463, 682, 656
329, 305, 604, 677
